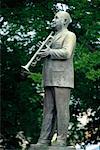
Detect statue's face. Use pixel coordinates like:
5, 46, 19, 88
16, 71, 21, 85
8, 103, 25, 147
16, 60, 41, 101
51, 12, 65, 30
51, 11, 71, 30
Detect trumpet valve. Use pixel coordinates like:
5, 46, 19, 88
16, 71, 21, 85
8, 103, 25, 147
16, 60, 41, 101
31, 62, 37, 67
36, 41, 42, 47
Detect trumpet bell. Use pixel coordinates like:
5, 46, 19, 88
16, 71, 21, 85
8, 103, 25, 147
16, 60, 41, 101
21, 65, 29, 72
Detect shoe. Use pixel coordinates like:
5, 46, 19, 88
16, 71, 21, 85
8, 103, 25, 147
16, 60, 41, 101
52, 139, 66, 147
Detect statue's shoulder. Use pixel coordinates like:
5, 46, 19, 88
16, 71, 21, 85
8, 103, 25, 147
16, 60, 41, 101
62, 29, 76, 41
63, 30, 76, 43
64, 31, 76, 43
67, 30, 76, 38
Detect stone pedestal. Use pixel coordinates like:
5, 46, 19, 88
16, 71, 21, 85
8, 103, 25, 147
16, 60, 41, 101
28, 145, 76, 150
49, 146, 76, 150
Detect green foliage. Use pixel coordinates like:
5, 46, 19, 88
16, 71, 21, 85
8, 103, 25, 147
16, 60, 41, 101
1, 0, 100, 148
28, 73, 42, 84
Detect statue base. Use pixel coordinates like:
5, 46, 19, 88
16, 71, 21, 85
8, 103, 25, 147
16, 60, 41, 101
29, 145, 76, 150
49, 146, 76, 150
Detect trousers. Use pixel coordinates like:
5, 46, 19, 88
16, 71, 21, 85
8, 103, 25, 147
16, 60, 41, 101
38, 86, 71, 144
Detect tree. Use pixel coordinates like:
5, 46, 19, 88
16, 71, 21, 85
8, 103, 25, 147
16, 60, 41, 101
1, 0, 100, 148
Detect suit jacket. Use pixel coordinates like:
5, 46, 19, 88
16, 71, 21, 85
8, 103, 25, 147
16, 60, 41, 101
42, 28, 76, 88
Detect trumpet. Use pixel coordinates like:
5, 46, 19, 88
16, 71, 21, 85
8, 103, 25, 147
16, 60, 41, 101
21, 31, 53, 72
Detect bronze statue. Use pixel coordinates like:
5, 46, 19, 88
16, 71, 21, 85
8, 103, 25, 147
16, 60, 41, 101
29, 11, 76, 149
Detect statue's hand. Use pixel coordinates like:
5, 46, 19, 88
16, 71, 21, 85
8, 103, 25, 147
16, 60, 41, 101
38, 48, 50, 58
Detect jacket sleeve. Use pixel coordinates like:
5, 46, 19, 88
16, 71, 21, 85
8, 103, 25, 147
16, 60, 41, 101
49, 33, 76, 60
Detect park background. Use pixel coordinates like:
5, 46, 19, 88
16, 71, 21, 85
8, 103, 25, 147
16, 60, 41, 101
1, 0, 100, 149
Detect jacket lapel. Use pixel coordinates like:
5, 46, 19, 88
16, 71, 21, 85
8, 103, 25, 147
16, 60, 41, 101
53, 31, 63, 42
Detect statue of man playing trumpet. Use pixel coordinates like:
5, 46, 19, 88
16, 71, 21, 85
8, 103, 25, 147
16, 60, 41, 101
29, 11, 76, 149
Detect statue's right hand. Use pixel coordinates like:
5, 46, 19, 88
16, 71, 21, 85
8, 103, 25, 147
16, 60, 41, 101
38, 48, 50, 58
